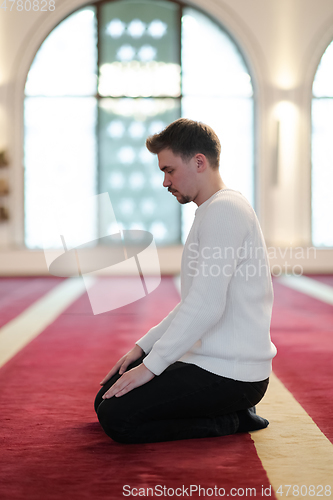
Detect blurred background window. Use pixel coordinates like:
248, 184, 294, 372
312, 40, 333, 247
24, 0, 254, 249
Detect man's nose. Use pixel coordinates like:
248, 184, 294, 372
163, 175, 171, 188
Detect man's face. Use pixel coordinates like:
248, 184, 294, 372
158, 148, 197, 205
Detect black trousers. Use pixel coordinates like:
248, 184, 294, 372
94, 354, 269, 444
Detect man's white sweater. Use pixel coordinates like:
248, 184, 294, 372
136, 188, 277, 382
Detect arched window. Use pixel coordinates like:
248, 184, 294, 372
24, 0, 254, 249
312, 40, 333, 247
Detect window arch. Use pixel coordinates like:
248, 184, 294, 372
24, 0, 254, 249
312, 40, 333, 247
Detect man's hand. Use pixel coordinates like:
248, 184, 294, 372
100, 344, 144, 386
102, 363, 155, 399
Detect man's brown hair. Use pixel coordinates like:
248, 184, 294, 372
146, 118, 221, 169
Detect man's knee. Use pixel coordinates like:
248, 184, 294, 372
96, 399, 135, 443
93, 372, 124, 413
94, 386, 107, 413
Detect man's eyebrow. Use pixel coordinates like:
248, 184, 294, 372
160, 166, 173, 172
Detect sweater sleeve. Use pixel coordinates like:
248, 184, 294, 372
135, 302, 182, 355
142, 196, 253, 375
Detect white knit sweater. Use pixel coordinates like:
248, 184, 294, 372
136, 188, 277, 382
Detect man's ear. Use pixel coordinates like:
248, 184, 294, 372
195, 154, 207, 172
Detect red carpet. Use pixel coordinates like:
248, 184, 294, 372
270, 276, 333, 442
0, 277, 64, 329
0, 277, 274, 500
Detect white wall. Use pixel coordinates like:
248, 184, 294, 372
0, 0, 333, 274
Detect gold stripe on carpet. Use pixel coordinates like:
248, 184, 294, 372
252, 372, 333, 496
0, 277, 95, 368
278, 274, 333, 305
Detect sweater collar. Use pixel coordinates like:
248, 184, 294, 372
195, 188, 234, 216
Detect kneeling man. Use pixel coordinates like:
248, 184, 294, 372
94, 118, 277, 444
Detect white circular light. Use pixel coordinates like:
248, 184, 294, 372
150, 173, 163, 189
129, 172, 145, 189
107, 120, 125, 138
109, 171, 125, 189
129, 222, 145, 231
138, 45, 157, 62
106, 19, 125, 38
120, 198, 135, 215
117, 45, 136, 62
150, 221, 167, 240
141, 198, 156, 214
139, 147, 155, 164
149, 121, 165, 135
148, 20, 167, 39
128, 19, 146, 38
118, 146, 135, 164
129, 122, 145, 139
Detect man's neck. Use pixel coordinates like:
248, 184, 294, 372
194, 180, 228, 207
